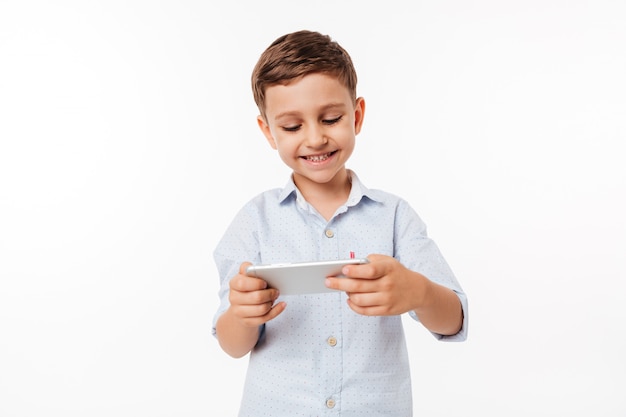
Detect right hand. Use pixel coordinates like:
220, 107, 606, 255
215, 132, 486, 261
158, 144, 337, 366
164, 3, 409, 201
227, 262, 286, 327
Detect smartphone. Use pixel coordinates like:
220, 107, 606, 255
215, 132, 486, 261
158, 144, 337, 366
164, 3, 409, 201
245, 258, 369, 295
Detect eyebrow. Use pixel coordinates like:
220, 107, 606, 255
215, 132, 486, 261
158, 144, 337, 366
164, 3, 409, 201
274, 103, 347, 121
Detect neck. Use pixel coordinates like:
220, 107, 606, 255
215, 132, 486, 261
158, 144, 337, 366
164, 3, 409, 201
293, 169, 352, 221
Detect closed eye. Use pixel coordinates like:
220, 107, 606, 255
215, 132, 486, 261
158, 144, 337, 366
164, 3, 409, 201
322, 116, 342, 125
282, 124, 302, 132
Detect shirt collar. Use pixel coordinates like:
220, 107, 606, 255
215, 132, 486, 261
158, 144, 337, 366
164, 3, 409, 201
277, 169, 383, 207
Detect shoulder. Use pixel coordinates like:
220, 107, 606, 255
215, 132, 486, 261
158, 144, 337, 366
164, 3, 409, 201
214, 188, 285, 255
359, 185, 425, 229
234, 188, 286, 217
361, 185, 413, 213
365, 187, 404, 204
249, 187, 293, 209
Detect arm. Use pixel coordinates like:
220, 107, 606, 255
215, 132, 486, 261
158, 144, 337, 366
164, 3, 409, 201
215, 262, 286, 358
409, 271, 463, 336
215, 309, 261, 359
325, 254, 462, 335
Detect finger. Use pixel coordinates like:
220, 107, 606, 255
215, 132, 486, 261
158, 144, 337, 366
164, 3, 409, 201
346, 291, 399, 316
230, 286, 279, 307
346, 299, 392, 316
239, 301, 287, 327
340, 255, 384, 279
230, 273, 269, 292
325, 276, 377, 293
233, 298, 277, 318
346, 290, 381, 306
264, 301, 287, 321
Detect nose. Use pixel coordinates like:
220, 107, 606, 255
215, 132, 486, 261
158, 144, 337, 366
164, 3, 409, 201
303, 124, 328, 148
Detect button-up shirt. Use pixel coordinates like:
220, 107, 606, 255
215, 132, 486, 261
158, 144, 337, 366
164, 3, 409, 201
212, 171, 468, 416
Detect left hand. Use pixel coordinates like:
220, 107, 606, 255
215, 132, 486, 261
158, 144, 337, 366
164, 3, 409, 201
325, 254, 427, 316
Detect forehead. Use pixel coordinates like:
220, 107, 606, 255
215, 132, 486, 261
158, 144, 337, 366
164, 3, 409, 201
264, 73, 353, 119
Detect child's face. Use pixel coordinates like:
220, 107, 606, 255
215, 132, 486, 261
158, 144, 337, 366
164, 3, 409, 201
257, 73, 365, 191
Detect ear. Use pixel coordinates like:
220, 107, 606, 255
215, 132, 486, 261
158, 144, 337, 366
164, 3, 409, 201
353, 97, 366, 135
257, 115, 278, 149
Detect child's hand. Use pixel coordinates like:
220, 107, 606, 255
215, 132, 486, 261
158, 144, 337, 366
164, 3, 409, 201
228, 262, 286, 327
325, 254, 427, 316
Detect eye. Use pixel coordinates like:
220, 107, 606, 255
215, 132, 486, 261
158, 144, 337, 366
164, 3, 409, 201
322, 116, 342, 125
282, 124, 301, 132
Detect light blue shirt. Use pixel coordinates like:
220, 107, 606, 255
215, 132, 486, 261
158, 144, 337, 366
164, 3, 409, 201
212, 171, 468, 416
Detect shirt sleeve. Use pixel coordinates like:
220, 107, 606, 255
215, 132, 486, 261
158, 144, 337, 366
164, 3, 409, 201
394, 199, 469, 342
211, 200, 262, 338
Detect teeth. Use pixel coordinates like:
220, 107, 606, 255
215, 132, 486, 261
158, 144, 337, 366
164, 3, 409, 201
306, 152, 332, 162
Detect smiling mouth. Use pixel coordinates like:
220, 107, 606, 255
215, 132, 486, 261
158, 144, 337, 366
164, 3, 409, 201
302, 151, 336, 162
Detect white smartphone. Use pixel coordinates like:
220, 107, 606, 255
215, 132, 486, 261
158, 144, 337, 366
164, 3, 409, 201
246, 258, 369, 295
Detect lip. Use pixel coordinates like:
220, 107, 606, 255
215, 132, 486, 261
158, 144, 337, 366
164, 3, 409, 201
300, 150, 337, 164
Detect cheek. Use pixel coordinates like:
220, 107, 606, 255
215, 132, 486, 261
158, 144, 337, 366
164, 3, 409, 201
275, 148, 298, 167
273, 140, 294, 157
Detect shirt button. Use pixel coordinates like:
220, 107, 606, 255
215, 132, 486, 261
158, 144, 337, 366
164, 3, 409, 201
325, 229, 334, 238
327, 336, 337, 347
326, 398, 336, 409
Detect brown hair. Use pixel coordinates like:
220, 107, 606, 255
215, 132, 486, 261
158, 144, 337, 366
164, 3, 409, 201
251, 30, 358, 120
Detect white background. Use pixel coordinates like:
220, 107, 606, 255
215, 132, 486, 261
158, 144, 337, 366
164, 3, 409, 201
1, 1, 625, 416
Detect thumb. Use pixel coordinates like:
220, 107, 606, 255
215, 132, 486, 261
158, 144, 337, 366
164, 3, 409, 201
239, 261, 253, 276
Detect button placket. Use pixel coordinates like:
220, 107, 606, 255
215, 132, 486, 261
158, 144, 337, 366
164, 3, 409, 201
321, 223, 340, 410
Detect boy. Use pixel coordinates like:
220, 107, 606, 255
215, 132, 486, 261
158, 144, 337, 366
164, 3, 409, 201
212, 30, 468, 416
